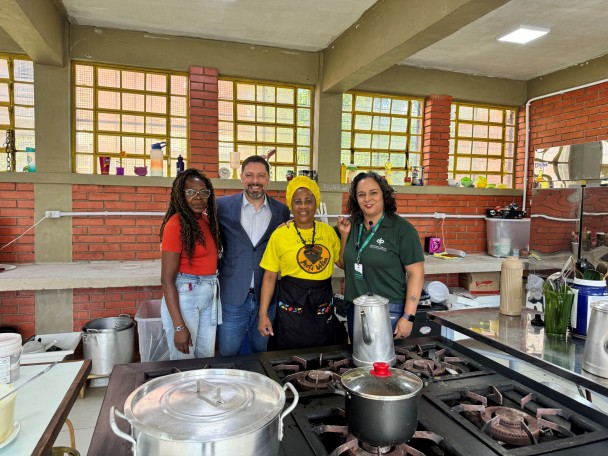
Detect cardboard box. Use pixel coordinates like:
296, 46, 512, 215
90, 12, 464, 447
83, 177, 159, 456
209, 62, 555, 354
459, 272, 500, 293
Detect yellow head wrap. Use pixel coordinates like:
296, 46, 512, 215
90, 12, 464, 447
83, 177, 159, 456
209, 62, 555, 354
285, 175, 321, 211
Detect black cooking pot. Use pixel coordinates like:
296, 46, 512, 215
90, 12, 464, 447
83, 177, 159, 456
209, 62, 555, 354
330, 362, 423, 446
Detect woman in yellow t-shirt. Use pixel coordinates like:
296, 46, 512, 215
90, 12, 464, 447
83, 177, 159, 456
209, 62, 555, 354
258, 176, 341, 349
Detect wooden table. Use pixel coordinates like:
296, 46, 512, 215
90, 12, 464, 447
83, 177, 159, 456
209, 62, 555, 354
0, 360, 91, 455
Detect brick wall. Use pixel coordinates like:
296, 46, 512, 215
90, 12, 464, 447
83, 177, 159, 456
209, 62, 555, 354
423, 95, 452, 186
189, 66, 219, 177
71, 184, 170, 261
0, 290, 35, 337
0, 182, 35, 264
526, 81, 608, 252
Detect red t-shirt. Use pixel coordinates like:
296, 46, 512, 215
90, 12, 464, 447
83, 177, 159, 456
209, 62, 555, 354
161, 214, 218, 275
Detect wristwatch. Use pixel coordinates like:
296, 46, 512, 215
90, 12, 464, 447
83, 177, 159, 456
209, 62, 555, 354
174, 324, 186, 332
402, 313, 416, 322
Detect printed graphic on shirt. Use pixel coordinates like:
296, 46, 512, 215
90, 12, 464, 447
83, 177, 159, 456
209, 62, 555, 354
296, 244, 331, 274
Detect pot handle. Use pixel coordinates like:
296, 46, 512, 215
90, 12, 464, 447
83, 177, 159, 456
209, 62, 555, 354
279, 382, 299, 440
82, 333, 98, 345
110, 406, 138, 456
361, 310, 373, 345
327, 380, 346, 396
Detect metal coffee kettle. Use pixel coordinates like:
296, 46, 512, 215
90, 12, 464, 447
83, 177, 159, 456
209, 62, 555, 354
582, 300, 608, 379
352, 292, 395, 367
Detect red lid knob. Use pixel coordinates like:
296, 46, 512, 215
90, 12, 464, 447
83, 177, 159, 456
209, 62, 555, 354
370, 362, 392, 377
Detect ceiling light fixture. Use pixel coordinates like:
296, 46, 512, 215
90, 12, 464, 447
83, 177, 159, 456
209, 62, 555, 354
497, 26, 550, 44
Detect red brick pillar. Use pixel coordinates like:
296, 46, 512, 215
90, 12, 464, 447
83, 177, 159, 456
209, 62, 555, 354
515, 107, 530, 196
423, 94, 452, 186
189, 66, 219, 177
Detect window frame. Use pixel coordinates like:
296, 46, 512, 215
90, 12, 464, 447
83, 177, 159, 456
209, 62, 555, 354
449, 101, 517, 188
71, 62, 189, 176
217, 77, 314, 181
341, 91, 425, 185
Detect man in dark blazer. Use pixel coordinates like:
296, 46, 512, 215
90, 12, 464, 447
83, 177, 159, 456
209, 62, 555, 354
217, 155, 290, 355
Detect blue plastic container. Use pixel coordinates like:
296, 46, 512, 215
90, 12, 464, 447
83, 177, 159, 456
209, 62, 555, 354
570, 278, 608, 338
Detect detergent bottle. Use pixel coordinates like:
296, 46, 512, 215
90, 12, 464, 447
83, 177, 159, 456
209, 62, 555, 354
150, 142, 166, 177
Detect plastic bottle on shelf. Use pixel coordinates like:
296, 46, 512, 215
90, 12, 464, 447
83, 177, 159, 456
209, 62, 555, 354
176, 155, 184, 175
150, 142, 166, 177
340, 163, 346, 184
499, 256, 524, 316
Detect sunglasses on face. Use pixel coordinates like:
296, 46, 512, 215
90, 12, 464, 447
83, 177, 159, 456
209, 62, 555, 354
184, 188, 211, 199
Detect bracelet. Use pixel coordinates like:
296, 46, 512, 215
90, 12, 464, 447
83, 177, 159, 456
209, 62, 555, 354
174, 324, 186, 332
402, 313, 416, 322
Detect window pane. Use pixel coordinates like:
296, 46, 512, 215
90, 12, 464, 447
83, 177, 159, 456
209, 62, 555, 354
0, 59, 9, 78
122, 71, 144, 90
237, 104, 255, 122
355, 114, 372, 130
75, 65, 93, 86
277, 87, 294, 104
14, 106, 34, 128
147, 73, 167, 92
296, 108, 309, 127
14, 83, 34, 105
237, 83, 255, 101
372, 116, 390, 131
276, 127, 293, 144
341, 132, 351, 149
171, 75, 188, 96
146, 94, 167, 114
0, 83, 8, 102
98, 112, 120, 132
257, 105, 275, 123
171, 118, 187, 138
122, 114, 144, 134
13, 60, 33, 82
146, 116, 166, 135
98, 68, 120, 88
171, 96, 187, 117
257, 85, 275, 103
76, 87, 94, 109
219, 101, 233, 121
99, 90, 120, 110
297, 88, 310, 107
237, 124, 255, 141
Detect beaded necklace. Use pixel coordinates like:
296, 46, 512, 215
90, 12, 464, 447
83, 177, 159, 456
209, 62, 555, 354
293, 221, 316, 253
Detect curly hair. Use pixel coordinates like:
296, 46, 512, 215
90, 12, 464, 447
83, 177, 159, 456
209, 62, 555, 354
160, 168, 222, 263
346, 171, 397, 223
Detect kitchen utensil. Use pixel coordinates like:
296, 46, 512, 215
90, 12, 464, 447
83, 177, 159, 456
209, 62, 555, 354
109, 369, 299, 456
351, 293, 395, 367
0, 362, 57, 403
83, 316, 134, 375
581, 300, 608, 378
330, 362, 423, 446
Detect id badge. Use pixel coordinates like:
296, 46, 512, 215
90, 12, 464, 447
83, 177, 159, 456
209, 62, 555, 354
354, 262, 363, 280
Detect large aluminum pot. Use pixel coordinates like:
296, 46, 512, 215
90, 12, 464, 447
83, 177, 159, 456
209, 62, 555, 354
331, 362, 423, 446
582, 300, 608, 378
83, 315, 134, 375
109, 369, 299, 456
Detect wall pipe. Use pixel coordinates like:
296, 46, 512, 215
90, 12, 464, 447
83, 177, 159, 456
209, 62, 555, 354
523, 77, 608, 213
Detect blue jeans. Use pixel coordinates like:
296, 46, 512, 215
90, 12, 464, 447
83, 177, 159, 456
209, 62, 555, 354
161, 272, 220, 360
218, 292, 275, 356
346, 302, 404, 339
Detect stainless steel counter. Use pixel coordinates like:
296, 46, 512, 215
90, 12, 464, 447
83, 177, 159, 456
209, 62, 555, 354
429, 307, 608, 398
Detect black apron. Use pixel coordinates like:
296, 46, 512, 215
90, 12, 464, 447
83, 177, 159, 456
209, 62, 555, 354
273, 275, 336, 350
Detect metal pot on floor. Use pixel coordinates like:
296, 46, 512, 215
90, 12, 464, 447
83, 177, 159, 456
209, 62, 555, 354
109, 369, 299, 456
330, 362, 423, 446
83, 315, 134, 375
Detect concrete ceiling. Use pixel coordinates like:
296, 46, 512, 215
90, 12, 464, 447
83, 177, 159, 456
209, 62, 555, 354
57, 0, 608, 81
2, 0, 607, 84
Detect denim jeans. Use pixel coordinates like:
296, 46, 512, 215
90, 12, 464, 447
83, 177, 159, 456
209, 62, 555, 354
161, 272, 220, 360
346, 301, 404, 339
218, 292, 275, 356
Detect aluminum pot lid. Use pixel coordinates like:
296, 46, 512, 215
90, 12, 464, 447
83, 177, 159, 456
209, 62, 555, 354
123, 369, 286, 441
353, 293, 389, 307
84, 316, 134, 332
341, 362, 423, 400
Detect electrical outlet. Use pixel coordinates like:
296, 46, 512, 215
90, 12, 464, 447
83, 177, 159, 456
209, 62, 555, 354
434, 212, 446, 219
45, 211, 61, 218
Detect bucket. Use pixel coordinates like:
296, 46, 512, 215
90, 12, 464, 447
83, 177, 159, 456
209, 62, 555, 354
0, 384, 16, 443
570, 278, 608, 338
83, 316, 134, 375
0, 333, 22, 384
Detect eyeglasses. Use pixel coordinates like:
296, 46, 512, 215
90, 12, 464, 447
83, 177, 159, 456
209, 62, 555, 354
184, 188, 211, 199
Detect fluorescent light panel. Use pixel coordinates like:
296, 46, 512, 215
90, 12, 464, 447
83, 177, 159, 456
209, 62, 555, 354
497, 26, 550, 44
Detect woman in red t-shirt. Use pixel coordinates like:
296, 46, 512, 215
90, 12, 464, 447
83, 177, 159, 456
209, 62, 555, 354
159, 168, 222, 359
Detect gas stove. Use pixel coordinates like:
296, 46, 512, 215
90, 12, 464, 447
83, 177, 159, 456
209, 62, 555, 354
90, 337, 608, 456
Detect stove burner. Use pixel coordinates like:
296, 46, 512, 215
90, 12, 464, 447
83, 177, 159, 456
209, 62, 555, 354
480, 406, 541, 445
403, 359, 446, 376
326, 431, 440, 456
283, 370, 342, 391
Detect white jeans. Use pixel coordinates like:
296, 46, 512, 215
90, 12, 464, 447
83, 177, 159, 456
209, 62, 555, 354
161, 272, 221, 360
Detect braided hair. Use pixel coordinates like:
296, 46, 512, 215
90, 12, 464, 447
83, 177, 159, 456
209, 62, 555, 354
160, 168, 222, 263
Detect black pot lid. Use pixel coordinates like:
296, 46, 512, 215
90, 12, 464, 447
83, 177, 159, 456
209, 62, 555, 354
341, 362, 423, 400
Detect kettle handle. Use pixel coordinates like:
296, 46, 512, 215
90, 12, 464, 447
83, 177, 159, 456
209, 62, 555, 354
109, 406, 138, 456
361, 310, 373, 345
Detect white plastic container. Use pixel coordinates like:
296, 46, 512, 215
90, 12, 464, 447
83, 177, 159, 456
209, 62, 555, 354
486, 218, 530, 258
135, 300, 169, 362
0, 334, 22, 384
20, 332, 82, 365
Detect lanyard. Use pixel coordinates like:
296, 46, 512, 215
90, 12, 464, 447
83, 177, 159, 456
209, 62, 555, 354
355, 212, 385, 263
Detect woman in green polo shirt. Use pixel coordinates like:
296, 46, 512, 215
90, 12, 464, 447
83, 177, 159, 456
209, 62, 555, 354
337, 171, 425, 340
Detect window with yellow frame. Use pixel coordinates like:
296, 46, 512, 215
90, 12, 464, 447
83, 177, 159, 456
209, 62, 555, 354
449, 102, 517, 188
341, 92, 424, 185
72, 63, 188, 176
218, 78, 313, 181
0, 55, 34, 173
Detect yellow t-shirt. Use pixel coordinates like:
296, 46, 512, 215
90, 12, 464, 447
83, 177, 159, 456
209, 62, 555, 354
260, 222, 340, 280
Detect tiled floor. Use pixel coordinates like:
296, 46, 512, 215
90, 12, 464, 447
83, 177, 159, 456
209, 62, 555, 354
51, 385, 106, 455
51, 352, 608, 456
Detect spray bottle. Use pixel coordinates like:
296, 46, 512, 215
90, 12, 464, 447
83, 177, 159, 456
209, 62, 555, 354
150, 142, 166, 177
